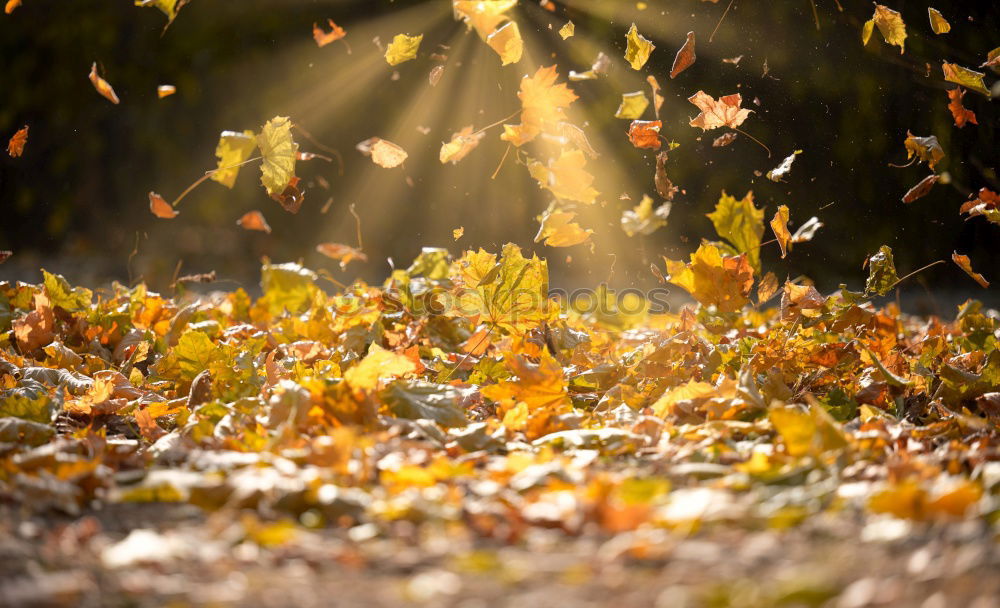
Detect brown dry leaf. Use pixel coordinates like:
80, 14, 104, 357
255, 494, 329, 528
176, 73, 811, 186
13, 293, 55, 353
670, 31, 696, 78
947, 88, 977, 128
654, 151, 678, 201
270, 176, 304, 214
713, 132, 738, 147
88, 62, 120, 104
952, 252, 989, 288
627, 120, 662, 150
371, 138, 408, 168
313, 19, 346, 47
317, 242, 368, 270
903, 131, 944, 170
688, 91, 752, 131
7, 125, 28, 157
757, 272, 779, 305
647, 75, 664, 118
148, 192, 178, 219
770, 205, 791, 258
902, 174, 939, 204
237, 210, 272, 234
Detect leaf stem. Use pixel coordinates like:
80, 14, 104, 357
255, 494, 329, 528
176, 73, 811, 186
472, 109, 521, 138
709, 0, 736, 43
888, 259, 945, 291
441, 325, 494, 382
733, 127, 771, 157
172, 155, 263, 208
492, 144, 512, 180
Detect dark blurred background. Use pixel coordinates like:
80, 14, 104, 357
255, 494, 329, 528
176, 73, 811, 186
0, 0, 997, 312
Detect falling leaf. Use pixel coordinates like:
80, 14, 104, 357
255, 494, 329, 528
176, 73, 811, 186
148, 192, 178, 219
454, 243, 550, 333
670, 31, 696, 78
7, 125, 28, 157
664, 243, 754, 313
624, 23, 654, 70
713, 132, 738, 147
981, 48, 1000, 71
211, 130, 257, 189
647, 75, 664, 117
865, 245, 898, 297
722, 55, 743, 65
942, 62, 991, 97
621, 195, 670, 237
429, 65, 445, 86
237, 211, 271, 234
88, 62, 120, 104
952, 252, 989, 288
487, 21, 523, 65
946, 88, 978, 127
135, 0, 186, 29
791, 216, 823, 243
371, 138, 408, 168
959, 188, 1000, 225
453, 0, 517, 39
385, 33, 423, 66
535, 205, 593, 247
615, 91, 650, 120
257, 117, 298, 196
270, 176, 304, 214
440, 126, 485, 164
688, 91, 752, 131
527, 149, 599, 204
559, 21, 574, 40
569, 52, 610, 81
313, 19, 346, 47
766, 150, 801, 182
770, 205, 791, 258
317, 243, 368, 270
4, 0, 21, 14
627, 120, 661, 149
902, 174, 939, 204
757, 272, 779, 305
453, 227, 464, 240
927, 8, 950, 35
707, 190, 765, 274
0, 251, 11, 264
862, 4, 906, 54
502, 65, 578, 147
157, 85, 176, 98
654, 151, 678, 200
903, 131, 944, 170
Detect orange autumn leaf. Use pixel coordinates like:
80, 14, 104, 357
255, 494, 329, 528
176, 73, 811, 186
237, 210, 272, 234
4, 0, 20, 14
947, 88, 977, 128
7, 125, 28, 158
88, 62, 120, 104
502, 65, 578, 147
148, 192, 178, 219
670, 31, 696, 79
316, 242, 368, 270
770, 205, 791, 258
157, 85, 176, 98
688, 91, 752, 131
313, 19, 346, 47
627, 120, 662, 150
952, 252, 989, 288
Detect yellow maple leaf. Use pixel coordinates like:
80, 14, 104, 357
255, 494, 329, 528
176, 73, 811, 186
688, 91, 752, 131
487, 21, 523, 65
211, 130, 257, 189
534, 205, 592, 247
453, 243, 550, 333
664, 243, 754, 313
862, 4, 906, 54
501, 65, 578, 147
385, 33, 423, 66
257, 117, 298, 196
707, 190, 765, 274
527, 149, 599, 205
344, 344, 417, 392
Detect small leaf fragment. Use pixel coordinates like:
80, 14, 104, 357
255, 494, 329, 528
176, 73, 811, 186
371, 138, 408, 168
952, 252, 989, 288
148, 192, 178, 219
88, 62, 120, 104
670, 31, 696, 78
156, 85, 176, 98
624, 23, 654, 70
440, 126, 485, 164
621, 195, 670, 237
317, 243, 368, 270
766, 150, 801, 182
559, 21, 574, 40
7, 125, 28, 158
535, 206, 593, 247
237, 210, 271, 234
313, 19, 346, 47
385, 33, 423, 66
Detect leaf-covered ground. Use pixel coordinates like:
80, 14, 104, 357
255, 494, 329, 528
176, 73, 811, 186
2, 251, 1000, 606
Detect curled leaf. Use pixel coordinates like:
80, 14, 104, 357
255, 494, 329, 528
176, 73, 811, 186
385, 33, 422, 66
863, 5, 906, 54
487, 21, 523, 65
624, 23, 654, 70
952, 252, 989, 288
766, 150, 801, 182
946, 88, 977, 127
627, 120, 662, 149
770, 205, 791, 258
865, 245, 898, 297
670, 31, 696, 78
942, 62, 990, 97
902, 174, 939, 204
88, 62, 120, 104
7, 125, 28, 158
157, 85, 176, 98
927, 8, 950, 35
903, 131, 944, 170
313, 19, 346, 47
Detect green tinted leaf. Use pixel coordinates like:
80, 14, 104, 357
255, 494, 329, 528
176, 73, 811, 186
42, 270, 92, 311
706, 191, 765, 274
382, 380, 469, 427
211, 130, 257, 189
865, 245, 898, 297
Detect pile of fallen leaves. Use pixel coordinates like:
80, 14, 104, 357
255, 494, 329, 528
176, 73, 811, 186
2, 241, 999, 538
